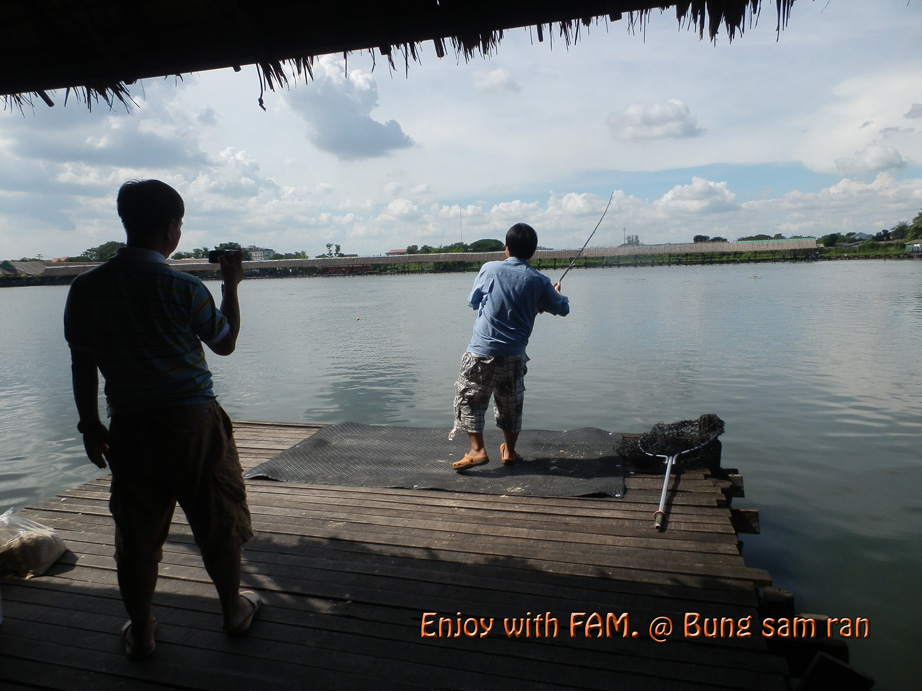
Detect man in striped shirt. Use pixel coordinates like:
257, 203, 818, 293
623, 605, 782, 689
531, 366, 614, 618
64, 180, 260, 659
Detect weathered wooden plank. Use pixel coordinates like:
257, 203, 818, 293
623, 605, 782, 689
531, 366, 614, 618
43, 485, 740, 555
24, 491, 768, 588
29, 505, 770, 587
33, 522, 760, 611
3, 557, 785, 688
29, 500, 763, 583
0, 421, 789, 691
1, 584, 782, 691
731, 508, 762, 535
34, 493, 743, 556
245, 482, 732, 516
60, 474, 724, 517
0, 617, 419, 691
54, 486, 740, 541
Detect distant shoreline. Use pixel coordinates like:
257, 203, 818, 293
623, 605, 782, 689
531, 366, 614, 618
3, 240, 918, 288
0, 240, 816, 286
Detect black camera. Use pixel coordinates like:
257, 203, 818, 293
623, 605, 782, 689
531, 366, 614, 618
208, 249, 241, 263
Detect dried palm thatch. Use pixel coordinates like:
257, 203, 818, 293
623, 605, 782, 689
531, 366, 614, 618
1, 0, 798, 112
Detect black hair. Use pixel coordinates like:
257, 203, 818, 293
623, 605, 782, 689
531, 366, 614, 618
505, 223, 538, 260
116, 179, 184, 240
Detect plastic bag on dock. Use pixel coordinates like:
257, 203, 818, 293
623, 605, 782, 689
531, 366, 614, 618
0, 508, 67, 578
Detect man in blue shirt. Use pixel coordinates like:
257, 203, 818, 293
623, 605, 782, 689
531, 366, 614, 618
64, 180, 260, 659
451, 223, 570, 470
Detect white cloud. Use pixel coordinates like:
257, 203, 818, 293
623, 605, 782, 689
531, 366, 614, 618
472, 69, 522, 95
546, 192, 599, 216
286, 56, 414, 160
742, 174, 922, 239
606, 100, 705, 140
379, 198, 423, 222
8, 113, 208, 169
1, 3, 921, 260
489, 199, 543, 225
835, 144, 907, 179
656, 178, 738, 215
786, 66, 922, 176
196, 107, 219, 127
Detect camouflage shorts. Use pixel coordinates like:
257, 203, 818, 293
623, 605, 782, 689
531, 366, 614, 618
452, 352, 529, 435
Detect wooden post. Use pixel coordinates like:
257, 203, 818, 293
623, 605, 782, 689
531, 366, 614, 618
797, 652, 875, 691
760, 587, 795, 620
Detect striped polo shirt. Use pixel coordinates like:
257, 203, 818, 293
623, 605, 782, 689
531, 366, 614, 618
64, 247, 230, 415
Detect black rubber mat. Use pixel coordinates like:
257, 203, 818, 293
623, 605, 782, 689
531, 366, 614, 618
246, 422, 625, 498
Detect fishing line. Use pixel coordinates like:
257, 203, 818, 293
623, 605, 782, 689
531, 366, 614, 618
558, 190, 614, 282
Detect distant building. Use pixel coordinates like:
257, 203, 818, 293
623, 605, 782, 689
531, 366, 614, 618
246, 246, 275, 261
386, 249, 408, 256
0, 261, 46, 277
906, 241, 922, 254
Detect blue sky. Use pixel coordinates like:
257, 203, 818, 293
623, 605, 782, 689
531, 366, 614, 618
1, 1, 921, 259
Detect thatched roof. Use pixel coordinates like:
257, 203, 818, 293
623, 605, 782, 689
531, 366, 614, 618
2, 0, 796, 110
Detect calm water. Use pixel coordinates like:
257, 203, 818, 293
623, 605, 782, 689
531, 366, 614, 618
2, 260, 920, 688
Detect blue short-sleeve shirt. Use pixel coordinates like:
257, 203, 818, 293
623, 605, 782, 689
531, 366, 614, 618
466, 257, 570, 357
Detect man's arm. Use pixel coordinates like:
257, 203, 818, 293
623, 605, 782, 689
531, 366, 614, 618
467, 267, 491, 310
70, 350, 109, 469
209, 252, 244, 356
538, 279, 570, 316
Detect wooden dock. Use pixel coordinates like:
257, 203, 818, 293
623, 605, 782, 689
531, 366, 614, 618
1, 421, 790, 690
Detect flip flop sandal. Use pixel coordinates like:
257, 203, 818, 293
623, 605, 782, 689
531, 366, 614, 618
500, 443, 522, 465
452, 452, 489, 470
225, 590, 262, 636
121, 619, 157, 660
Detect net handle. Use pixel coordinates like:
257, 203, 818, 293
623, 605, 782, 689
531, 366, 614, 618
653, 453, 678, 530
645, 435, 719, 532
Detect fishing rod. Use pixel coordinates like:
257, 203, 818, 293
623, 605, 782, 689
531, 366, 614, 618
558, 190, 615, 282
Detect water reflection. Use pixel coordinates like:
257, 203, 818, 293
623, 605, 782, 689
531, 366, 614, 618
3, 261, 922, 689
210, 274, 470, 426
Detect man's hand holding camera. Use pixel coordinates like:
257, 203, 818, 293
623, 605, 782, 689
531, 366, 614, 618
211, 249, 243, 356
217, 249, 244, 290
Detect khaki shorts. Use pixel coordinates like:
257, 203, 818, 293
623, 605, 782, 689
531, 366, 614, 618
107, 401, 253, 564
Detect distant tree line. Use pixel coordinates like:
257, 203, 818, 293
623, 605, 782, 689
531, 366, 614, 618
10, 207, 922, 263
316, 243, 344, 258
173, 242, 342, 260
712, 208, 922, 248
819, 208, 922, 247
406, 239, 504, 254
66, 240, 126, 262
48, 240, 317, 263
171, 242, 253, 260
